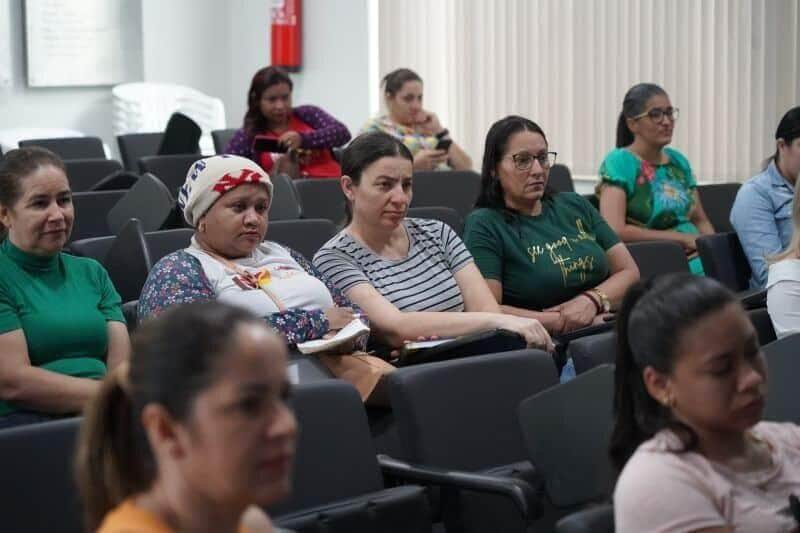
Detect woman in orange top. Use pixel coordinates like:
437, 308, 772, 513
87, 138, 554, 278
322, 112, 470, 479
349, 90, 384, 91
75, 301, 297, 533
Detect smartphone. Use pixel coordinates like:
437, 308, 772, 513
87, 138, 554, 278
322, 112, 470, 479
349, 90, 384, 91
435, 138, 453, 151
253, 136, 288, 153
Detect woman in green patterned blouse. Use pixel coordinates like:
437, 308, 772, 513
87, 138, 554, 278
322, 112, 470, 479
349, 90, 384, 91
598, 83, 715, 274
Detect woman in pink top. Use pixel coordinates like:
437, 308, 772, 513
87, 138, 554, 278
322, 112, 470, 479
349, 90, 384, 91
611, 274, 800, 532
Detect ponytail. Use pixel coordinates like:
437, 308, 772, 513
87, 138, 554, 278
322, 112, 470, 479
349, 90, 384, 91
76, 364, 155, 532
608, 275, 734, 471
615, 111, 633, 148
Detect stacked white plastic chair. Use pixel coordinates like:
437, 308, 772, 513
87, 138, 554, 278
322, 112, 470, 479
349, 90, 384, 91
111, 82, 226, 155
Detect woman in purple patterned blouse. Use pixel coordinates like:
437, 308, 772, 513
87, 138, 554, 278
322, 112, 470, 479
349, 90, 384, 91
225, 66, 351, 178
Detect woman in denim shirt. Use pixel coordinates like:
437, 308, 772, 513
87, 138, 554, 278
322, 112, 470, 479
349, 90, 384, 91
730, 106, 800, 288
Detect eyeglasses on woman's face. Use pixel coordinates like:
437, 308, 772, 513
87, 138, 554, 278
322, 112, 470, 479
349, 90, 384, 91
632, 106, 680, 123
505, 151, 558, 171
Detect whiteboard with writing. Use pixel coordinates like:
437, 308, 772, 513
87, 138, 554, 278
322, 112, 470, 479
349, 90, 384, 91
25, 0, 125, 87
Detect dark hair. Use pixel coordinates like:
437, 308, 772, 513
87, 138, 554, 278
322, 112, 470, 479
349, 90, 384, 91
0, 147, 66, 238
381, 68, 422, 97
340, 131, 413, 225
243, 66, 294, 137
768, 105, 800, 168
609, 274, 738, 471
475, 115, 552, 211
76, 302, 267, 531
615, 83, 668, 147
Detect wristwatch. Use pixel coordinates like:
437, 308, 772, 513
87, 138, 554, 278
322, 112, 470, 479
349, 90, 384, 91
588, 288, 611, 313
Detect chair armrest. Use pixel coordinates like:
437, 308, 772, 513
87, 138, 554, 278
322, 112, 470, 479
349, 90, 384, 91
377, 454, 541, 519
739, 288, 766, 309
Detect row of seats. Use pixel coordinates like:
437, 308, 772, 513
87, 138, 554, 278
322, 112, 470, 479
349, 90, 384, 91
3, 332, 798, 533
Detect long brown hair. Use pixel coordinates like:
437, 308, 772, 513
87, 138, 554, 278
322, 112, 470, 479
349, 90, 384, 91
75, 302, 264, 531
243, 66, 294, 138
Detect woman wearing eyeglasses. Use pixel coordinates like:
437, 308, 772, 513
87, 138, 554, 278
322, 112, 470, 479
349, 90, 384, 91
463, 116, 639, 335
598, 83, 715, 274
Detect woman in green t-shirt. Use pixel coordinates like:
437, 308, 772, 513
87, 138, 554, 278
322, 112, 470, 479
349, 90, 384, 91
464, 116, 640, 335
0, 147, 130, 429
598, 83, 715, 274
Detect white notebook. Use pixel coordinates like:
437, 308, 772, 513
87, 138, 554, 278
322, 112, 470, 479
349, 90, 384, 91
295, 319, 370, 354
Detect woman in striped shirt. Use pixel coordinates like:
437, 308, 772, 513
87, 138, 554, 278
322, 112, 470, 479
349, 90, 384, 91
313, 131, 552, 352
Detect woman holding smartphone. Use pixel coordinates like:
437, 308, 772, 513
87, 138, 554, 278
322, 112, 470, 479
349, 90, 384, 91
225, 66, 351, 179
360, 68, 472, 171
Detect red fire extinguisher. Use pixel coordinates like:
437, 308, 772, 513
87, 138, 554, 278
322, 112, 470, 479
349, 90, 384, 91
271, 0, 302, 72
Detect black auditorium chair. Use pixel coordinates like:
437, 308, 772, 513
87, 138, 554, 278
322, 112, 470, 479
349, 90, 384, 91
102, 219, 153, 304
19, 136, 105, 160
107, 173, 175, 235
268, 219, 337, 261
697, 183, 740, 233
410, 170, 481, 219
566, 330, 616, 375
762, 333, 800, 425
157, 112, 201, 155
627, 240, 689, 279
0, 418, 84, 533
69, 190, 126, 241
696, 231, 765, 307
548, 164, 575, 193
383, 350, 559, 532
406, 206, 464, 236
748, 307, 777, 346
294, 178, 347, 223
555, 504, 615, 533
117, 132, 164, 171
69, 228, 193, 267
138, 154, 199, 198
64, 158, 124, 192
271, 380, 433, 532
211, 128, 237, 154
519, 365, 616, 529
270, 173, 303, 220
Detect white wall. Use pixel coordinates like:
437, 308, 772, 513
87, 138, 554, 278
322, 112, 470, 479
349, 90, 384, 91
0, 0, 143, 154
1, 0, 371, 154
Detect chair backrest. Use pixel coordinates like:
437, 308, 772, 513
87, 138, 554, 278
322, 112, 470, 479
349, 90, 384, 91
212, 128, 237, 154
406, 206, 464, 236
555, 504, 614, 533
410, 170, 482, 219
762, 333, 800, 425
696, 231, 751, 292
157, 112, 201, 156
69, 228, 194, 266
70, 190, 126, 242
387, 350, 558, 470
137, 154, 199, 198
107, 173, 175, 235
293, 178, 347, 223
268, 219, 337, 261
270, 173, 303, 221
104, 219, 153, 302
519, 364, 616, 507
627, 240, 689, 279
748, 307, 777, 347
548, 164, 575, 193
64, 158, 124, 192
269, 381, 384, 516
0, 418, 84, 533
697, 183, 740, 234
117, 132, 164, 170
19, 136, 105, 160
566, 330, 616, 375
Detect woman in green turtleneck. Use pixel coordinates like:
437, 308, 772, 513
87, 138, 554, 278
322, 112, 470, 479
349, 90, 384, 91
0, 147, 130, 429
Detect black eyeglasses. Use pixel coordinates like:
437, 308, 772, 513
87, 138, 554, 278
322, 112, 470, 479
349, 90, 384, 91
632, 107, 680, 123
506, 151, 558, 171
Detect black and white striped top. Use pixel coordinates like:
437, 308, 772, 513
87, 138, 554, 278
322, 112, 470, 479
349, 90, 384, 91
313, 218, 474, 312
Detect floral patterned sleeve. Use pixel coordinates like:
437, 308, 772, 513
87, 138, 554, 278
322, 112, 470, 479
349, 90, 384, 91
224, 128, 254, 161
138, 251, 215, 319
292, 105, 352, 149
287, 248, 369, 350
